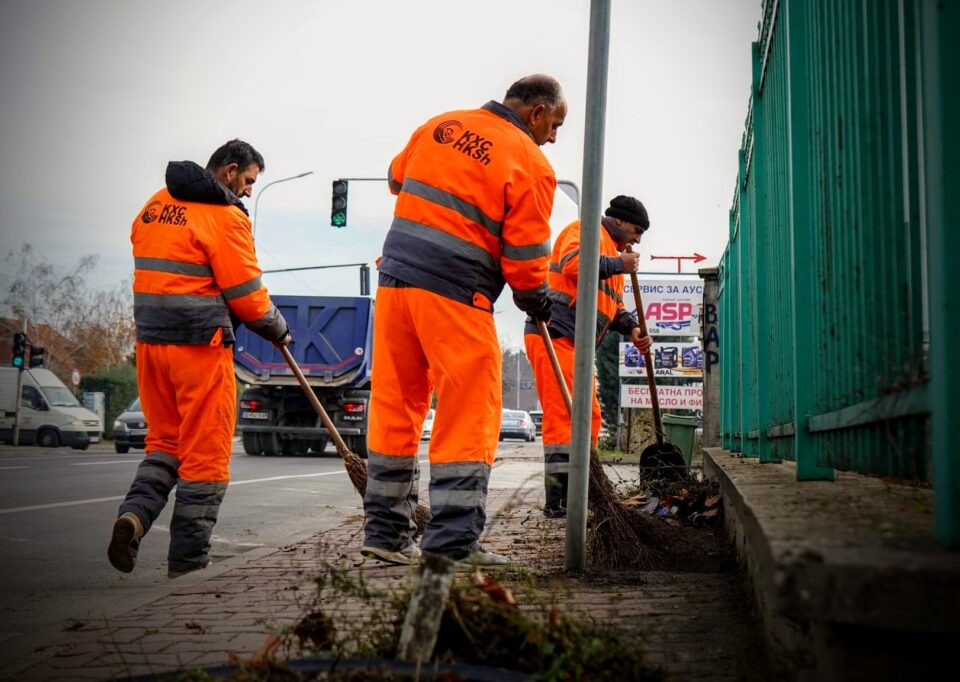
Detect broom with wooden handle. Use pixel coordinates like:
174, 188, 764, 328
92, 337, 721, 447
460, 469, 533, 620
536, 309, 667, 569
278, 344, 431, 534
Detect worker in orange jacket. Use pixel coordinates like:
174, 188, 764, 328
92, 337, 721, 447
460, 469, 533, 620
362, 75, 567, 567
524, 196, 653, 518
108, 139, 291, 578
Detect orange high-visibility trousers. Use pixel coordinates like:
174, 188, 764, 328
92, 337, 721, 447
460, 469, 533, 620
524, 332, 601, 513
364, 284, 501, 559
136, 340, 237, 482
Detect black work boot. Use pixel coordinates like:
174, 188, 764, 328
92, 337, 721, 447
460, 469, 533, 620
108, 512, 144, 573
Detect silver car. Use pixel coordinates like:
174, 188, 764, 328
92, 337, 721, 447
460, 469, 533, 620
499, 409, 536, 442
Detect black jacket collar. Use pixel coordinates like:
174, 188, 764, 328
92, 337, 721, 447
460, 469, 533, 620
482, 100, 536, 142
165, 161, 248, 215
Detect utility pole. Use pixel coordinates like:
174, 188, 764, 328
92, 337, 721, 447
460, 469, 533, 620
12, 320, 27, 447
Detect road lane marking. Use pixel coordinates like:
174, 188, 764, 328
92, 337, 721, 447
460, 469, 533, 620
0, 466, 28, 471
0, 470, 348, 514
71, 460, 138, 466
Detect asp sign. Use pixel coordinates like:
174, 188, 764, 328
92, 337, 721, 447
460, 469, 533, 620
624, 276, 703, 336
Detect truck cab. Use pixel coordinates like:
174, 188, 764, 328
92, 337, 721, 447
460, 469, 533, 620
0, 367, 102, 449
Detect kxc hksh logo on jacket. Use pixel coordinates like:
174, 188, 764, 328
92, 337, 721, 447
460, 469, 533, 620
433, 120, 494, 166
141, 201, 161, 223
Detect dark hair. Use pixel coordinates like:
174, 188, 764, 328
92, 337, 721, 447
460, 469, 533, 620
205, 139, 265, 173
504, 74, 564, 108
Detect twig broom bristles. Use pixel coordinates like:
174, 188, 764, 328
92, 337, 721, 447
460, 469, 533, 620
536, 320, 667, 569
279, 345, 431, 534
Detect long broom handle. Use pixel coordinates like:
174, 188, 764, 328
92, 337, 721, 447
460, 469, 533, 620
536, 319, 573, 416
625, 245, 664, 445
278, 344, 351, 456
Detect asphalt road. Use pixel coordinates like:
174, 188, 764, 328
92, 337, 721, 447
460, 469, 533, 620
0, 439, 389, 671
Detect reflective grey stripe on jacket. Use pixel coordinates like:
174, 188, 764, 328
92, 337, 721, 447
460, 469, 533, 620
362, 451, 420, 551
401, 178, 503, 238
134, 257, 213, 278
421, 460, 490, 559
133, 292, 234, 345
168, 480, 227, 572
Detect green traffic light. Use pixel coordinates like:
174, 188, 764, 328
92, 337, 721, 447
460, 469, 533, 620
12, 357, 23, 368
332, 211, 347, 228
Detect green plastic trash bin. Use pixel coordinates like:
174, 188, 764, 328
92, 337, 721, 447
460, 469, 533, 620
661, 414, 699, 472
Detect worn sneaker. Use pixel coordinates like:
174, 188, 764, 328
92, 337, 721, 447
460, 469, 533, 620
543, 506, 567, 519
168, 560, 213, 579
108, 512, 144, 573
360, 544, 421, 566
456, 545, 511, 568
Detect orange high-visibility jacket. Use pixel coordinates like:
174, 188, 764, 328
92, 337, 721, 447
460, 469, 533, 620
380, 101, 556, 313
525, 219, 638, 345
131, 161, 287, 346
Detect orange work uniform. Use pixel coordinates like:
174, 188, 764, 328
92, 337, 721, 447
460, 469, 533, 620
119, 160, 288, 574
523, 220, 638, 514
364, 101, 555, 559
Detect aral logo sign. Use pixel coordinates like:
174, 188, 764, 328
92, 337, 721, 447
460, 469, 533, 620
625, 276, 703, 336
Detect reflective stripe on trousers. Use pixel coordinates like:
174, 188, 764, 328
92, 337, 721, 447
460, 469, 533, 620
362, 451, 420, 551
168, 480, 227, 572
524, 332, 602, 510
364, 285, 500, 559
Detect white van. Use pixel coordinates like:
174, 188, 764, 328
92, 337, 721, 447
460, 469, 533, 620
0, 367, 102, 449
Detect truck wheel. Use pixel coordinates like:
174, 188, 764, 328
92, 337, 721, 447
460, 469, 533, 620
115, 443, 130, 454
37, 428, 60, 448
242, 432, 263, 456
262, 433, 283, 456
348, 436, 368, 459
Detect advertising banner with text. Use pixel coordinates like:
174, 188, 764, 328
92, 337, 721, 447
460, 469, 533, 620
625, 276, 703, 337
620, 383, 703, 410
619, 342, 703, 378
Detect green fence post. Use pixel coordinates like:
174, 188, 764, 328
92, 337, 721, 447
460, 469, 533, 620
786, 0, 834, 481
922, 0, 960, 548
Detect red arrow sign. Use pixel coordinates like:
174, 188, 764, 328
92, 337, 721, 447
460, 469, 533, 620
650, 252, 707, 273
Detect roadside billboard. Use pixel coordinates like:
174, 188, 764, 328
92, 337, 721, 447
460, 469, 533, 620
619, 342, 703, 378
620, 383, 703, 410
625, 277, 703, 336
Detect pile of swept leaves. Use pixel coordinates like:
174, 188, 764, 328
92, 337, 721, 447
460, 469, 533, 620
166, 561, 664, 681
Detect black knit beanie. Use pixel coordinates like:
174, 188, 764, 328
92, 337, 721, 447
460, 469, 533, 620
605, 195, 650, 230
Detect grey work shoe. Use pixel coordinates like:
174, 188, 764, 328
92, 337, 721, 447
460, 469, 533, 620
168, 560, 213, 579
108, 512, 144, 573
360, 544, 421, 566
456, 545, 512, 568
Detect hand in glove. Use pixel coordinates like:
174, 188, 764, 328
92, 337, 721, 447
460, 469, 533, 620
525, 296, 552, 322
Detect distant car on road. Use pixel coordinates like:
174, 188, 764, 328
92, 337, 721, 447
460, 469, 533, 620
499, 409, 536, 442
529, 409, 543, 436
113, 397, 146, 454
421, 408, 436, 441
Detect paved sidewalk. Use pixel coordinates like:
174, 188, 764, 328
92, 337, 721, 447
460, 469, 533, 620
9, 449, 766, 681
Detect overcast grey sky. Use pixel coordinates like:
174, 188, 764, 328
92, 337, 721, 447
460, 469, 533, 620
0, 0, 761, 348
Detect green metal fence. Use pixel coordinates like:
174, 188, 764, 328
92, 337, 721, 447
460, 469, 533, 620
719, 0, 959, 547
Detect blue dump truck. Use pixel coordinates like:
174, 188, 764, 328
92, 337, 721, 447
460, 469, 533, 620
233, 295, 372, 457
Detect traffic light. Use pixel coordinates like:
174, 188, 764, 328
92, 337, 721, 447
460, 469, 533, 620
331, 179, 348, 228
11, 332, 26, 369
28, 345, 45, 368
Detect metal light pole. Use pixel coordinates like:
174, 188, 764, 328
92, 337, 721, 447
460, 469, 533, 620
252, 171, 314, 236
566, 0, 612, 572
